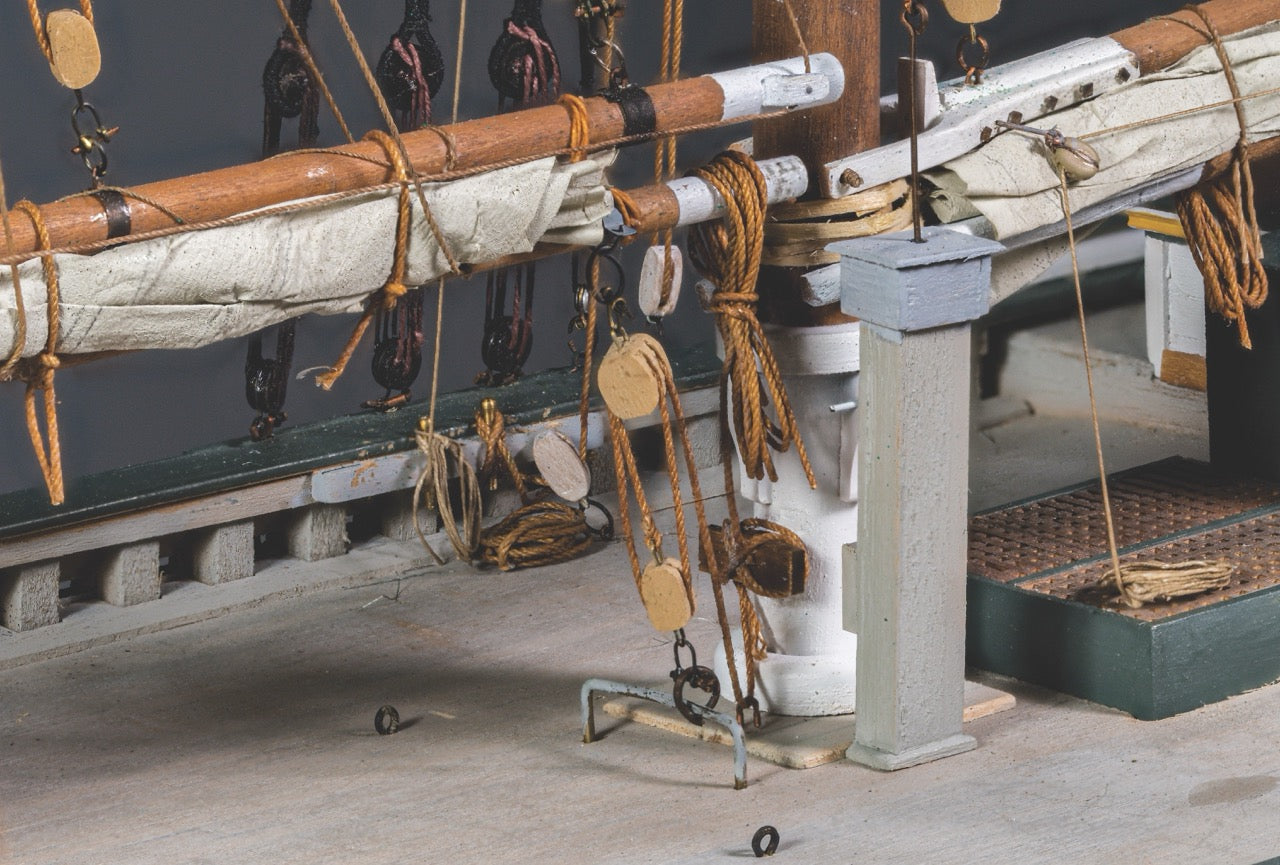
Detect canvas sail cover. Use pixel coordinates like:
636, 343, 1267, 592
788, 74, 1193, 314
0, 150, 615, 359
927, 22, 1280, 240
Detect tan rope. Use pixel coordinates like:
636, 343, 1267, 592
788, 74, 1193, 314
12, 201, 66, 505
26, 0, 93, 65
451, 0, 467, 125
1161, 7, 1267, 349
412, 418, 482, 562
777, 0, 812, 74
325, 0, 460, 276
475, 398, 529, 500
690, 150, 815, 488
270, 0, 355, 145
314, 129, 413, 390
477, 500, 594, 571
558, 94, 591, 163
410, 277, 450, 564
577, 259, 601, 462
1057, 167, 1234, 609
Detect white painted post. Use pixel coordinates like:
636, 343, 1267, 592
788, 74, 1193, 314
832, 226, 1003, 770
287, 504, 348, 562
713, 323, 862, 716
1, 561, 61, 631
192, 521, 255, 585
99, 541, 162, 606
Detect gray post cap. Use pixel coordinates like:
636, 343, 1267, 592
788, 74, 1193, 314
830, 226, 1005, 333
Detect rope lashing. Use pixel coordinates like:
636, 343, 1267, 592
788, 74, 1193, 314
377, 0, 445, 130
558, 94, 591, 163
13, 201, 66, 506
315, 130, 415, 390
689, 150, 815, 488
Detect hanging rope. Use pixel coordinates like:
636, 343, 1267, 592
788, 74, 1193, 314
1160, 7, 1267, 349
270, 0, 354, 145
12, 202, 66, 505
412, 416, 482, 562
1056, 167, 1234, 609
314, 129, 413, 390
689, 150, 815, 488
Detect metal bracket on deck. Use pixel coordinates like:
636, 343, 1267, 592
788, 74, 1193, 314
823, 37, 1140, 197
580, 678, 749, 790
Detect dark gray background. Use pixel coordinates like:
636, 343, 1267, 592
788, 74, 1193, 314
0, 1, 1177, 495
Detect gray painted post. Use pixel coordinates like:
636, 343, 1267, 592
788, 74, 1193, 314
1, 561, 61, 631
99, 541, 162, 606
379, 491, 419, 542
287, 504, 348, 562
831, 227, 1003, 771
192, 521, 255, 585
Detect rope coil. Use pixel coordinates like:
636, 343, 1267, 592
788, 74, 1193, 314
689, 150, 815, 488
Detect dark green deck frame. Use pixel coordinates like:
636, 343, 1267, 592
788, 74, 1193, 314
968, 473, 1280, 721
0, 347, 721, 541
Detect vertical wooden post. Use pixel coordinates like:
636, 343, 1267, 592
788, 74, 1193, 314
834, 226, 1003, 769
752, 0, 879, 326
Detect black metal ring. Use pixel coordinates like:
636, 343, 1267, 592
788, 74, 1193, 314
752, 825, 780, 858
374, 704, 401, 735
672, 664, 720, 727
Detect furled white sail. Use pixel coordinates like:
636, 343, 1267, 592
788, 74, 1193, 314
0, 150, 614, 359
928, 22, 1280, 240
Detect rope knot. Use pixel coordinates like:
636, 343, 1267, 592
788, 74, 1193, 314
383, 280, 409, 301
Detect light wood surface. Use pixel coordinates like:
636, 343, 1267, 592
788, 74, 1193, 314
638, 557, 694, 632
45, 10, 100, 90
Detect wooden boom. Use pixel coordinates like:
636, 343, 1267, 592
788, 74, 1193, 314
0, 53, 843, 262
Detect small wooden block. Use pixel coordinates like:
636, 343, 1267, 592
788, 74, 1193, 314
532, 432, 592, 502
45, 10, 102, 90
99, 541, 161, 607
1, 561, 61, 632
639, 557, 693, 632
938, 0, 1001, 24
192, 521, 255, 585
637, 245, 683, 318
597, 334, 663, 419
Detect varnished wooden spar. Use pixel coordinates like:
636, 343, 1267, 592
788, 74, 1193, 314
1113, 0, 1278, 75
1, 54, 841, 261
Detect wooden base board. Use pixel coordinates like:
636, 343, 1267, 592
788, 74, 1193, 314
600, 680, 1014, 770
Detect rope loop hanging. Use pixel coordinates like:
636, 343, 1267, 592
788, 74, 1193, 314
314, 129, 415, 390
412, 417, 482, 564
689, 149, 815, 488
12, 201, 67, 505
1164, 6, 1267, 349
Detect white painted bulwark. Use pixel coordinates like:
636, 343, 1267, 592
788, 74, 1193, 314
834, 227, 999, 769
1, 561, 61, 632
1143, 234, 1206, 376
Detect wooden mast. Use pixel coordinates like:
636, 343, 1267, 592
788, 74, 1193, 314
751, 0, 879, 325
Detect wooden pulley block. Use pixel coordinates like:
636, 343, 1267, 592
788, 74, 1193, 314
638, 556, 694, 632
699, 520, 808, 599
637, 245, 683, 318
45, 10, 102, 90
1052, 137, 1101, 183
597, 332, 666, 419
938, 0, 1001, 24
532, 431, 592, 502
